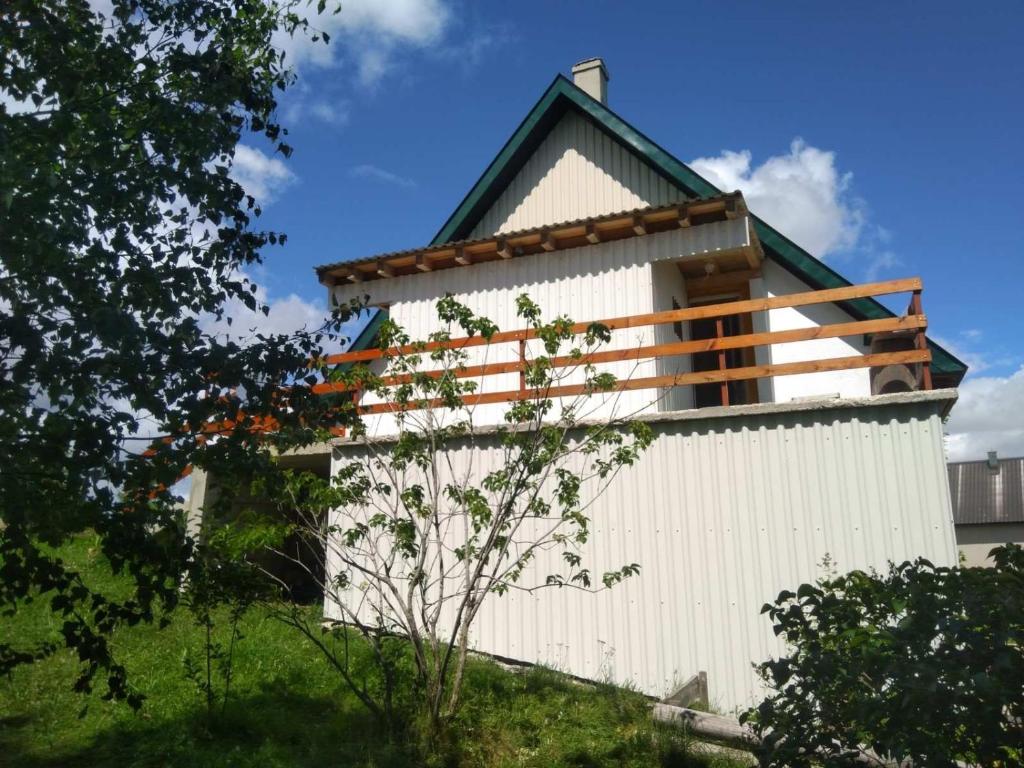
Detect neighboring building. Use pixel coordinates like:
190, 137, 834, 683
949, 452, 1024, 566
190, 59, 968, 711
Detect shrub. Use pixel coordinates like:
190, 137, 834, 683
744, 545, 1024, 767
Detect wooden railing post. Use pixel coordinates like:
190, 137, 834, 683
910, 289, 933, 390
518, 339, 527, 393
716, 318, 729, 406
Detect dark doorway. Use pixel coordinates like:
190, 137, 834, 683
689, 309, 758, 408
692, 313, 749, 409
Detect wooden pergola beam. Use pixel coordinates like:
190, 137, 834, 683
316, 193, 754, 285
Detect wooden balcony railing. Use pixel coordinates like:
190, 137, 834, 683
313, 277, 932, 415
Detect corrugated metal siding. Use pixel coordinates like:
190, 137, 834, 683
469, 111, 683, 238
337, 235, 660, 435
948, 456, 1024, 524
326, 396, 958, 712
331, 228, 748, 436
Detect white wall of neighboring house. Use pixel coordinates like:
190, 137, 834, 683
955, 523, 1024, 566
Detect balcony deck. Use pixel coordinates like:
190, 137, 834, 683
314, 277, 932, 416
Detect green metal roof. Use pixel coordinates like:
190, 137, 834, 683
428, 74, 966, 382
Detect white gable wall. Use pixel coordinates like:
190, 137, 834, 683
469, 111, 683, 238
757, 261, 872, 402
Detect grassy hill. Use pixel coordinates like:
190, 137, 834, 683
0, 535, 750, 768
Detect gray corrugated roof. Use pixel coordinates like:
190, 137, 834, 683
312, 195, 742, 276
948, 456, 1024, 525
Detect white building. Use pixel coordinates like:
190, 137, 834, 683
195, 59, 968, 712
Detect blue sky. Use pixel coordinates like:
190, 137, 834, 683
229, 0, 1024, 460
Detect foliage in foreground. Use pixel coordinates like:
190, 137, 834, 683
744, 544, 1024, 767
0, 536, 748, 768
1, 0, 351, 706
261, 294, 654, 737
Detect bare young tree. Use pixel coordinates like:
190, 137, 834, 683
265, 295, 655, 735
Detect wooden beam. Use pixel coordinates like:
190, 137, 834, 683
652, 704, 758, 750
321, 278, 924, 366
346, 269, 363, 283
376, 260, 394, 278
313, 315, 928, 395
686, 268, 761, 298
351, 350, 932, 415
315, 197, 763, 285
454, 247, 472, 266
651, 702, 970, 766
688, 199, 726, 217
415, 253, 432, 272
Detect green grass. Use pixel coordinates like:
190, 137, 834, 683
0, 536, 750, 768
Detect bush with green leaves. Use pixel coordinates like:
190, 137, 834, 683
180, 520, 278, 722
744, 544, 1024, 767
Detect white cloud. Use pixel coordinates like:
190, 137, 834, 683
231, 145, 296, 204
276, 0, 451, 87
864, 251, 901, 282
198, 271, 368, 352
934, 335, 995, 375
282, 89, 351, 127
350, 163, 416, 189
945, 365, 1024, 461
0, 89, 33, 116
201, 277, 328, 343
690, 139, 864, 258
309, 100, 350, 125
